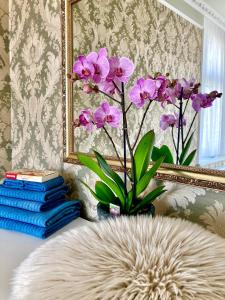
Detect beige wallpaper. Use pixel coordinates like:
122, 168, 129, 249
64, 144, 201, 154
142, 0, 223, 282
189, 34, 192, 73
9, 0, 225, 238
73, 0, 202, 159
0, 1, 11, 178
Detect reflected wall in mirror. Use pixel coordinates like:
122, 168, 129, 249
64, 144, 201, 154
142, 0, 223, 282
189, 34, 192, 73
63, 0, 225, 189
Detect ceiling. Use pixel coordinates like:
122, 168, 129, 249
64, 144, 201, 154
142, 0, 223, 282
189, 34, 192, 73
204, 0, 225, 21
160, 0, 225, 29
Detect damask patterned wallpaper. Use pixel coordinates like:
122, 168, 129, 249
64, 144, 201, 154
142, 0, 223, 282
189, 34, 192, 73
73, 0, 202, 159
0, 1, 11, 178
10, 0, 225, 238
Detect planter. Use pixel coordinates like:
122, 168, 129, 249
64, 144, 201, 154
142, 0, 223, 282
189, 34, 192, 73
97, 202, 155, 220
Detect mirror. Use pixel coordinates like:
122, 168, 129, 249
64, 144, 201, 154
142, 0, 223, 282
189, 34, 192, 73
62, 0, 225, 190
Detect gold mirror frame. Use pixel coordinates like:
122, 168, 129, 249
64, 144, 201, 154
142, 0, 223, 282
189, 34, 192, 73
61, 0, 225, 191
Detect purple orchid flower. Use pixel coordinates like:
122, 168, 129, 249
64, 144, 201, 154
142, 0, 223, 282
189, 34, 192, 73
159, 87, 177, 107
191, 93, 216, 112
129, 78, 157, 108
160, 113, 186, 130
106, 57, 135, 83
73, 48, 109, 83
191, 91, 222, 112
78, 109, 94, 131
73, 55, 95, 81
160, 114, 176, 130
152, 74, 174, 107
94, 101, 122, 128
86, 48, 110, 84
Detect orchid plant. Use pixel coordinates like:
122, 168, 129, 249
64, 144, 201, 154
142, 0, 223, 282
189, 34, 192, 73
71, 48, 168, 215
153, 78, 222, 165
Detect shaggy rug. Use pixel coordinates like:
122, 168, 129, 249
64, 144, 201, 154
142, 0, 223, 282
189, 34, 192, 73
11, 216, 225, 300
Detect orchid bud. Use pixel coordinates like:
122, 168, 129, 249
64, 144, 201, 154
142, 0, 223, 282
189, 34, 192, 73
83, 84, 93, 94
73, 119, 80, 128
209, 91, 222, 99
192, 83, 201, 94
154, 72, 161, 78
82, 84, 99, 94
92, 85, 99, 93
67, 73, 80, 82
170, 79, 177, 87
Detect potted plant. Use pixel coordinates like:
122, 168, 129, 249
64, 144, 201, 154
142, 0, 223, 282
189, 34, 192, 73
70, 48, 169, 218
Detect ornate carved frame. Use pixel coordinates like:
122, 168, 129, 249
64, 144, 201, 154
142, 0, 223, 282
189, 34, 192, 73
61, 0, 225, 191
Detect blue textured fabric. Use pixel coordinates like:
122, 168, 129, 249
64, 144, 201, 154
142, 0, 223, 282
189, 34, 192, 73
3, 176, 64, 191
0, 211, 80, 239
0, 184, 69, 202
0, 200, 81, 227
0, 196, 66, 212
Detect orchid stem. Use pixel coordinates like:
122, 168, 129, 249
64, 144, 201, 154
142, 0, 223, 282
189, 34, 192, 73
103, 126, 124, 169
184, 112, 198, 144
125, 103, 132, 114
171, 126, 177, 154
113, 81, 122, 94
132, 101, 152, 151
98, 89, 121, 104
182, 100, 189, 117
120, 83, 128, 203
180, 99, 184, 149
121, 82, 136, 210
176, 88, 183, 164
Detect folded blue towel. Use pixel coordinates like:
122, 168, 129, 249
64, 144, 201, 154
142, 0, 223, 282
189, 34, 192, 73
0, 200, 81, 227
3, 176, 64, 191
0, 211, 80, 239
0, 184, 69, 202
0, 195, 66, 212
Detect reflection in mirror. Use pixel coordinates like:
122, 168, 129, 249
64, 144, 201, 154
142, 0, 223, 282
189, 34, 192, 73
198, 18, 225, 170
70, 0, 224, 171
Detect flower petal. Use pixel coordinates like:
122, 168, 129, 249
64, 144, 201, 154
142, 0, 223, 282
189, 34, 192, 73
144, 79, 157, 98
86, 52, 98, 63
101, 102, 111, 114
98, 48, 108, 58
119, 57, 135, 77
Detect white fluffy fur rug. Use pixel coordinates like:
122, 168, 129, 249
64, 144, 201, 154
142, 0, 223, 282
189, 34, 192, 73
11, 216, 225, 300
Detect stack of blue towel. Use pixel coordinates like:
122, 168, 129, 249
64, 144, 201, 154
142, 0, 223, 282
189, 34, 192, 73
0, 176, 81, 239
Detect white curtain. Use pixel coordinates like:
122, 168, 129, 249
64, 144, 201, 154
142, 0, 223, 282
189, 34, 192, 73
199, 17, 225, 161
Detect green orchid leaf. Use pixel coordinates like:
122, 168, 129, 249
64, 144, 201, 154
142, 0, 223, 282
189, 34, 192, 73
160, 145, 174, 164
152, 145, 174, 164
182, 149, 197, 166
151, 146, 161, 161
79, 179, 109, 205
93, 150, 125, 194
77, 153, 125, 208
134, 130, 155, 182
127, 190, 133, 212
131, 185, 166, 214
180, 132, 194, 164
136, 156, 164, 196
95, 181, 117, 203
